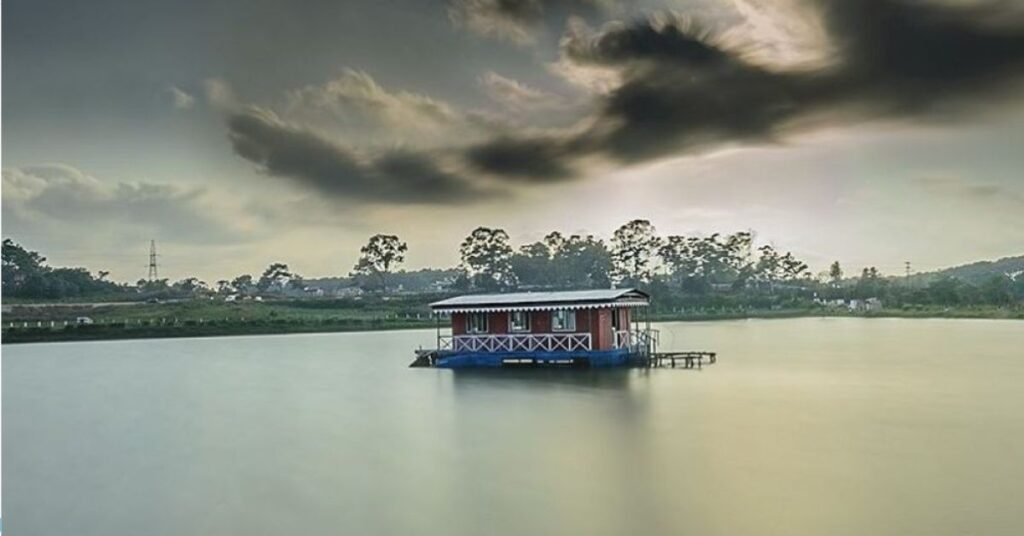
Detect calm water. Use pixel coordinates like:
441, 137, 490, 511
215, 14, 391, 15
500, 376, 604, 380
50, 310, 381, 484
3, 318, 1023, 535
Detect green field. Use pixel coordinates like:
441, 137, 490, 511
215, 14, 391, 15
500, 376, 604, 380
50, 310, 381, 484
1, 297, 438, 343
2, 297, 1019, 344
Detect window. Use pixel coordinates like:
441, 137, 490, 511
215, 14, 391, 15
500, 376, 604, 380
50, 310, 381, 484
509, 311, 530, 332
552, 309, 576, 332
467, 313, 489, 334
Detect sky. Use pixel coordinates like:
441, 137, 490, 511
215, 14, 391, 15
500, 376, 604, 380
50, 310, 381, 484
3, 0, 1024, 282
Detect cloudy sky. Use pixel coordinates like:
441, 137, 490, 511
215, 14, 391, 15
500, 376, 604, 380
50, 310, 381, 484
4, 0, 1024, 282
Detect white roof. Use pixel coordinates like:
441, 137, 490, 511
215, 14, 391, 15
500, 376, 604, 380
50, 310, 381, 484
430, 288, 649, 313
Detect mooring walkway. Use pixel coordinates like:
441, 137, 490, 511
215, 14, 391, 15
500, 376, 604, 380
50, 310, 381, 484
647, 351, 717, 369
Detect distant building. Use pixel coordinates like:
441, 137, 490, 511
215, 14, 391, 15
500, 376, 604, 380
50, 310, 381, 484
333, 286, 364, 298
848, 298, 883, 311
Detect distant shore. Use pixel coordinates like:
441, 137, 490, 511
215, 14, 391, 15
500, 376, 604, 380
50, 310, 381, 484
653, 306, 1024, 322
3, 303, 1019, 344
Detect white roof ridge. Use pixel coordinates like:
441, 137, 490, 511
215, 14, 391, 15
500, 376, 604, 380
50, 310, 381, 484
430, 288, 649, 310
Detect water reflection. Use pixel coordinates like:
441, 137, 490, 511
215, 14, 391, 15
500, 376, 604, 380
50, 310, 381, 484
449, 367, 640, 390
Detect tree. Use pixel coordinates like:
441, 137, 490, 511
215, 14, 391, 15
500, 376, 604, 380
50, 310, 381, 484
174, 277, 210, 295
925, 275, 965, 305
828, 261, 843, 287
136, 278, 170, 294
3, 239, 122, 298
553, 234, 612, 288
257, 263, 295, 292
659, 232, 754, 290
543, 232, 567, 254
459, 227, 517, 290
231, 274, 255, 294
2, 239, 47, 296
510, 241, 554, 287
979, 275, 1014, 305
754, 245, 784, 292
508, 232, 613, 289
351, 234, 408, 293
658, 236, 698, 281
611, 220, 661, 285
853, 266, 887, 299
215, 280, 233, 295
780, 252, 808, 281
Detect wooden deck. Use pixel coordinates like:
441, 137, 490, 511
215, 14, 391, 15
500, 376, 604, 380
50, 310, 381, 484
410, 349, 438, 367
647, 351, 717, 369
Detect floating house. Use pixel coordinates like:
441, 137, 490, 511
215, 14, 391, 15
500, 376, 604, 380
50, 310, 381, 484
423, 288, 658, 368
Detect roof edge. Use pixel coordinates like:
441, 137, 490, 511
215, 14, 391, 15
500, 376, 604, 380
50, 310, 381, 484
429, 288, 650, 310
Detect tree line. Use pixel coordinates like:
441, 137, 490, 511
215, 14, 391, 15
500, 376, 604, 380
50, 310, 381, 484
4, 221, 1023, 309
448, 222, 810, 293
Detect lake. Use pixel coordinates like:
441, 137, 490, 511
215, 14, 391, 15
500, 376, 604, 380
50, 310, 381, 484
3, 318, 1023, 535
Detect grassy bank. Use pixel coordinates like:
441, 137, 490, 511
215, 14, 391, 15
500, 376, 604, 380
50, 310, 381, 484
1, 297, 437, 344
1, 317, 433, 344
652, 305, 1024, 322
2, 298, 1019, 344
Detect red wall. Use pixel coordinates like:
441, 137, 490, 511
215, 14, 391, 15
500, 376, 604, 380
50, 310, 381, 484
450, 308, 627, 351
491, 312, 509, 334
452, 313, 466, 335
451, 311, 508, 335
530, 311, 550, 333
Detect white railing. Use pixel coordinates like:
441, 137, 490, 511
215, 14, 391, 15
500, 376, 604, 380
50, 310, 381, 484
440, 333, 592, 353
614, 329, 659, 353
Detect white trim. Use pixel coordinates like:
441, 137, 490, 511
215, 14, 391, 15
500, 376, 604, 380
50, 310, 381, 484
440, 333, 592, 353
434, 300, 648, 314
614, 329, 660, 352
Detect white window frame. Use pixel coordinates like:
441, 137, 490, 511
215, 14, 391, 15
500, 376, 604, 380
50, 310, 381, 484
508, 311, 530, 333
551, 309, 576, 332
466, 312, 489, 334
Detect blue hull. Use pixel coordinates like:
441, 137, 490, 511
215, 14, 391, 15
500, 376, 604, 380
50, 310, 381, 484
434, 348, 633, 368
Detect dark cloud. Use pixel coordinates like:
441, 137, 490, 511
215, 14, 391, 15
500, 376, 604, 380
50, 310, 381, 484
465, 135, 577, 180
825, 0, 1024, 108
225, 0, 1024, 197
561, 14, 731, 67
227, 107, 492, 204
470, 0, 1024, 175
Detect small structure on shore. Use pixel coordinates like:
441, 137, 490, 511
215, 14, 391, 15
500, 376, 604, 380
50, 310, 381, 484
413, 288, 659, 368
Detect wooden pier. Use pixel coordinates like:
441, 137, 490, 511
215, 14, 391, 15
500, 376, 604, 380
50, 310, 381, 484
410, 349, 438, 367
647, 351, 717, 369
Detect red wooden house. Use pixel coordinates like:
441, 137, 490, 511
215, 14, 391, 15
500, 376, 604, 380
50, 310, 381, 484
428, 288, 656, 367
